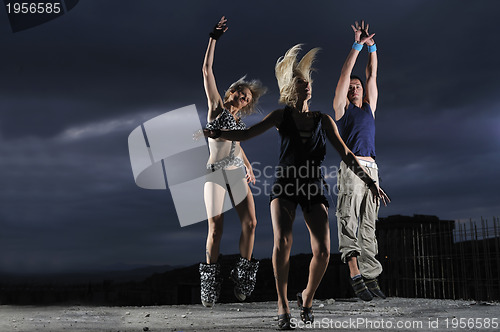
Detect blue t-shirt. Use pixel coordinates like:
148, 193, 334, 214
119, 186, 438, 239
335, 102, 376, 158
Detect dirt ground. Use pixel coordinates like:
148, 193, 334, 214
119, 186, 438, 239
2, 297, 499, 331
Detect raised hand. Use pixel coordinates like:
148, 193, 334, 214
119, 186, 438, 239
361, 22, 375, 46
351, 20, 375, 45
209, 16, 228, 40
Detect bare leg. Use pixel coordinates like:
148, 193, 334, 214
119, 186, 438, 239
234, 183, 257, 260
204, 181, 227, 264
301, 203, 330, 307
348, 256, 361, 277
270, 198, 296, 315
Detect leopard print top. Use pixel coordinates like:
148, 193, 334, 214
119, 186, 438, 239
206, 109, 246, 171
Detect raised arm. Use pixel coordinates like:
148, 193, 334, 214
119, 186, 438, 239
333, 21, 375, 121
205, 109, 283, 142
363, 24, 378, 114
322, 114, 389, 205
202, 16, 228, 122
333, 49, 358, 121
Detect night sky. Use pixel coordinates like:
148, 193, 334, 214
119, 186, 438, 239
1, 0, 499, 274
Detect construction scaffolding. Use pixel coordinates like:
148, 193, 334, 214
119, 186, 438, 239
377, 215, 500, 301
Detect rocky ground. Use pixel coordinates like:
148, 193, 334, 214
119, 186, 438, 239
2, 297, 499, 331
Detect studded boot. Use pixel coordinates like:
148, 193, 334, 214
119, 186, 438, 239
230, 256, 259, 301
199, 262, 222, 307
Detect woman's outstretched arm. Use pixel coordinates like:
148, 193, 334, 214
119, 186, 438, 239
205, 108, 283, 142
202, 16, 228, 122
322, 113, 390, 206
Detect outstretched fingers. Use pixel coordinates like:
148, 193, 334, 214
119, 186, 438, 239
378, 187, 391, 207
353, 20, 376, 45
246, 168, 256, 185
217, 16, 228, 32
352, 21, 363, 43
193, 129, 217, 140
218, 16, 227, 25
193, 129, 203, 140
369, 184, 390, 206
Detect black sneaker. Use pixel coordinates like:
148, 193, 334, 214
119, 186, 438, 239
350, 275, 373, 301
364, 278, 386, 299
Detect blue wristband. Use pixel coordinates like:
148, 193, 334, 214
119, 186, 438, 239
367, 44, 377, 53
352, 42, 363, 52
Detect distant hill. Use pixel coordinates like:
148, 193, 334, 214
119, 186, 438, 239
0, 264, 180, 285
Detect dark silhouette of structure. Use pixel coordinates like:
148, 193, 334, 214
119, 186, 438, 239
377, 215, 500, 301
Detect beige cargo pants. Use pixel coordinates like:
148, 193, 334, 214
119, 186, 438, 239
336, 161, 382, 279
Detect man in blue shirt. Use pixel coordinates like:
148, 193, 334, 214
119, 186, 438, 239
333, 21, 390, 301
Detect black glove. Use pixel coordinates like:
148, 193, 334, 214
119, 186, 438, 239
209, 24, 225, 40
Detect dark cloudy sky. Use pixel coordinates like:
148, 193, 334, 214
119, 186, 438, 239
1, 0, 499, 274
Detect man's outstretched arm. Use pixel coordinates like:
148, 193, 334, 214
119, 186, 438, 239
333, 20, 375, 120
364, 24, 378, 115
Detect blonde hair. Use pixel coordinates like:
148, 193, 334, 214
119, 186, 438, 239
223, 76, 267, 117
275, 44, 320, 106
